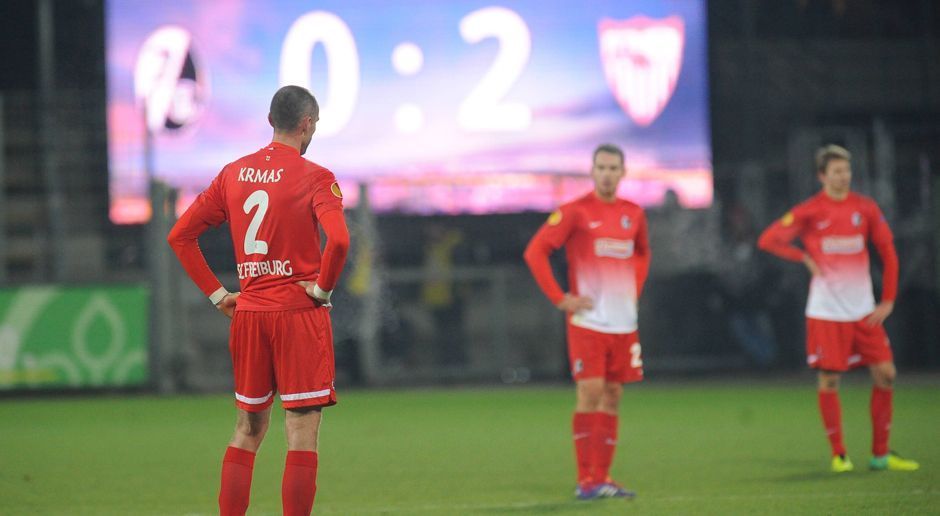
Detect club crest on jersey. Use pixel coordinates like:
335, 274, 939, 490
851, 211, 862, 227
330, 182, 343, 198
598, 15, 685, 127
621, 215, 631, 229
573, 359, 584, 375
547, 210, 563, 226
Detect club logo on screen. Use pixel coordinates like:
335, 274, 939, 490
134, 26, 209, 133
598, 16, 685, 127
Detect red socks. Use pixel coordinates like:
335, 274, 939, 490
572, 413, 593, 484
219, 446, 256, 516
219, 447, 318, 516
282, 450, 318, 516
817, 391, 846, 457
819, 388, 894, 458
572, 412, 619, 484
593, 413, 618, 482
871, 387, 893, 457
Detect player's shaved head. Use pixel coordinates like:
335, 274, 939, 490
269, 85, 319, 132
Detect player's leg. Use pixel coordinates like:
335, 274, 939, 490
591, 332, 641, 498
807, 318, 852, 471
282, 406, 323, 516
574, 377, 604, 496
817, 370, 852, 471
222, 312, 276, 516
230, 406, 273, 451
569, 325, 606, 499
595, 381, 622, 482
868, 360, 895, 461
275, 308, 337, 515
221, 407, 271, 516
858, 323, 919, 471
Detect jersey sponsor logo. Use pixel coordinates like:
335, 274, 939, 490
237, 259, 294, 280
781, 211, 794, 226
330, 182, 343, 198
621, 215, 631, 229
594, 238, 635, 259
547, 210, 562, 226
821, 235, 864, 255
238, 167, 283, 183
851, 211, 862, 227
588, 220, 603, 229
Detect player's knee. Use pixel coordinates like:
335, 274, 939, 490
602, 383, 623, 408
874, 363, 896, 388
818, 372, 840, 391
236, 416, 269, 439
576, 383, 604, 410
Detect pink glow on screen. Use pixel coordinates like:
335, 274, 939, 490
107, 1, 711, 223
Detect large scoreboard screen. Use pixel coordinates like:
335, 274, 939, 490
106, 0, 710, 223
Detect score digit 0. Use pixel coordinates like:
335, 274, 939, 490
279, 8, 532, 137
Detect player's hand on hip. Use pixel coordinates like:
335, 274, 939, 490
864, 300, 894, 327
802, 254, 822, 277
296, 281, 333, 311
216, 292, 240, 319
556, 294, 593, 313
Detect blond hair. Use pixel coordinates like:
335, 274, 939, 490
815, 144, 851, 174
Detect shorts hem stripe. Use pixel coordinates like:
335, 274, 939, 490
280, 388, 332, 402
235, 391, 274, 405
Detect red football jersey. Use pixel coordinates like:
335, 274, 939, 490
758, 191, 897, 321
526, 192, 650, 334
175, 142, 344, 311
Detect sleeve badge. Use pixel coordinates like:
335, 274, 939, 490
781, 211, 794, 226
547, 210, 563, 226
330, 182, 343, 198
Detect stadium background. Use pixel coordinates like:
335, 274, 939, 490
1, 1, 939, 514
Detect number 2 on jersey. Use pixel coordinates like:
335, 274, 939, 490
243, 190, 269, 255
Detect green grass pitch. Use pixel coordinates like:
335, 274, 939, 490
2, 377, 938, 515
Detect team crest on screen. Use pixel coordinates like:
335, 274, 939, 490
598, 16, 685, 127
135, 26, 209, 134
851, 212, 862, 227
621, 215, 631, 229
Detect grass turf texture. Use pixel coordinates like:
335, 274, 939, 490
2, 378, 938, 515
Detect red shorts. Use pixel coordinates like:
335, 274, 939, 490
567, 324, 643, 383
806, 317, 893, 372
229, 307, 337, 412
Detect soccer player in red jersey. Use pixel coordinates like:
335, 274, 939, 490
758, 144, 919, 473
167, 85, 350, 515
524, 144, 649, 500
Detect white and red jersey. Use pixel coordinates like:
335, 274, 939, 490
524, 192, 650, 334
168, 142, 347, 311
758, 191, 898, 322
